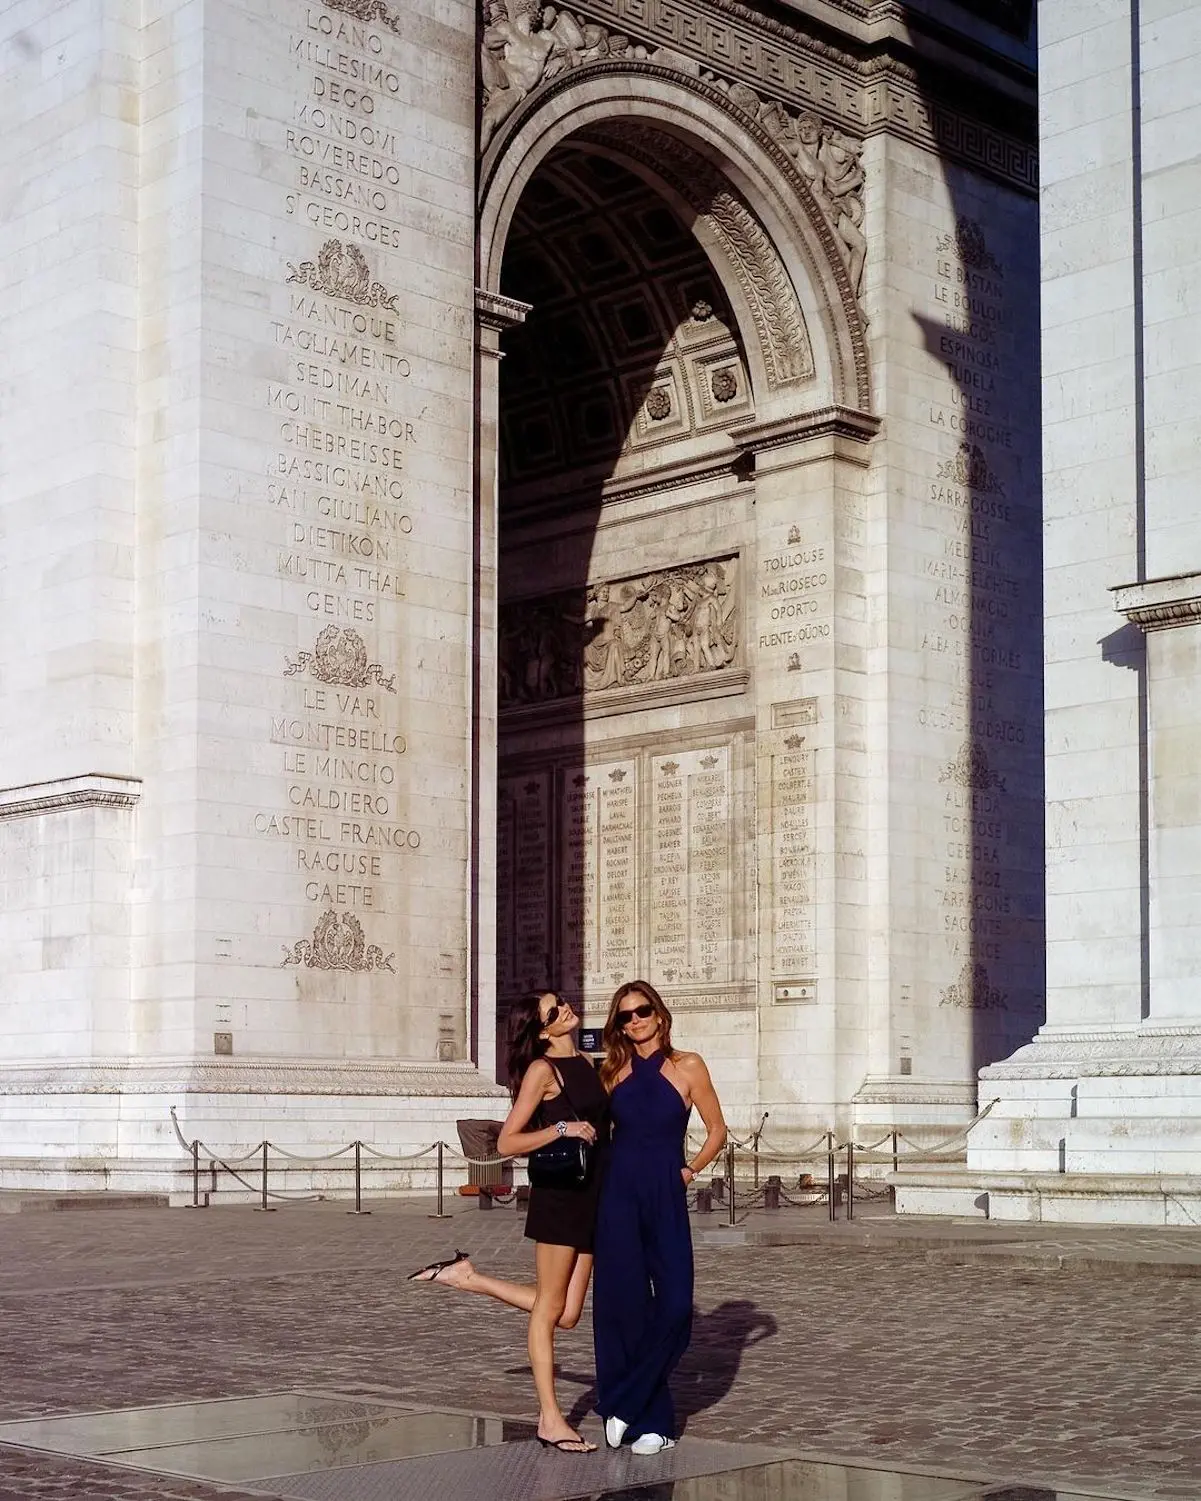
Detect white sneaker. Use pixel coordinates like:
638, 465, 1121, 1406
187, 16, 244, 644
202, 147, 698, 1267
604, 1416, 628, 1449
631, 1433, 675, 1456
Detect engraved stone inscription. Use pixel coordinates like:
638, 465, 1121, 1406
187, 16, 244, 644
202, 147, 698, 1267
771, 735, 816, 977
497, 773, 552, 996
651, 748, 732, 985
559, 761, 637, 991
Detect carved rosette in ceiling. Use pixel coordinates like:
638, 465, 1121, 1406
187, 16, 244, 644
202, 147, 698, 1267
499, 556, 738, 708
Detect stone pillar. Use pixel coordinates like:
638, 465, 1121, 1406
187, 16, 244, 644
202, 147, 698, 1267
0, 0, 505, 1192
906, 0, 1201, 1223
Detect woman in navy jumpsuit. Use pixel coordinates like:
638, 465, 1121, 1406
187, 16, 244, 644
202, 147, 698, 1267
593, 981, 728, 1456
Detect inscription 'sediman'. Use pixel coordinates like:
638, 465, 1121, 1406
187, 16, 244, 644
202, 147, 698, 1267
285, 626, 397, 691
939, 961, 1008, 1011
287, 239, 400, 310
281, 909, 396, 971
500, 558, 738, 706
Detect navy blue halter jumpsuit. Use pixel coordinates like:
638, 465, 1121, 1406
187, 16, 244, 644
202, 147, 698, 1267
593, 1049, 693, 1442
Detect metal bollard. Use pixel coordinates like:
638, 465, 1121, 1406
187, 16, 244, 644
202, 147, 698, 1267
846, 1140, 855, 1221
890, 1127, 899, 1207
255, 1141, 275, 1212
347, 1141, 371, 1215
187, 1139, 201, 1209
711, 1175, 724, 1204
827, 1140, 837, 1222
725, 1140, 736, 1228
478, 1187, 494, 1211
696, 1185, 713, 1214
764, 1174, 781, 1210
428, 1140, 451, 1219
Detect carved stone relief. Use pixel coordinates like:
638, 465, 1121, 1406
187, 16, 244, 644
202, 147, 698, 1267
500, 556, 738, 707
698, 76, 866, 297
480, 2, 655, 151
585, 123, 815, 387
940, 961, 1008, 1012
286, 240, 400, 311
321, 0, 403, 32
936, 442, 1006, 495
281, 910, 396, 973
285, 627, 397, 693
939, 741, 1006, 793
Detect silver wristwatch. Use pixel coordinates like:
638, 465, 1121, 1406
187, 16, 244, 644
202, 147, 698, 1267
555, 1120, 568, 1137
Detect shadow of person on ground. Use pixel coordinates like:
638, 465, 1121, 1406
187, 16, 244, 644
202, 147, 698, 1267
564, 1300, 778, 1435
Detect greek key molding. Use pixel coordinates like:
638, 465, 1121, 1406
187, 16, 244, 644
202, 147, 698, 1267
1112, 572, 1201, 633
552, 0, 1036, 195
0, 774, 142, 821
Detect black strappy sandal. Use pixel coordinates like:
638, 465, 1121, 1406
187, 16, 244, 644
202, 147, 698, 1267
406, 1249, 468, 1282
537, 1434, 597, 1453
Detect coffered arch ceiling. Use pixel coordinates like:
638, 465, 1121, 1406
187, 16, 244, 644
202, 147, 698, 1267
498, 144, 799, 501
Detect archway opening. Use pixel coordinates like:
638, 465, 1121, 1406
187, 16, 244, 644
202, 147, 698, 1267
493, 140, 759, 1073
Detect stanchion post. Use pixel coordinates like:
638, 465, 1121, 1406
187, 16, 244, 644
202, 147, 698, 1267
348, 1140, 371, 1215
428, 1140, 451, 1219
846, 1140, 855, 1221
188, 1139, 200, 1209
255, 1141, 276, 1212
890, 1127, 899, 1207
827, 1136, 836, 1222
725, 1140, 736, 1228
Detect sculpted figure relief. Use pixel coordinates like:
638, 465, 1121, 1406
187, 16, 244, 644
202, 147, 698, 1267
500, 560, 738, 707
703, 76, 868, 296
480, 0, 651, 150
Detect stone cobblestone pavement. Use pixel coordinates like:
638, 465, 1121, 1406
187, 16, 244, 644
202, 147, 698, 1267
0, 1196, 1199, 1499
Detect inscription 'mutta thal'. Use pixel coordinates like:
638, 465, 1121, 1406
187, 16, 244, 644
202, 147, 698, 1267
6, 0, 1109, 1207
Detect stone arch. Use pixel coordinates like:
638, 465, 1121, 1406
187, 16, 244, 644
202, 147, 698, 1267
478, 63, 872, 414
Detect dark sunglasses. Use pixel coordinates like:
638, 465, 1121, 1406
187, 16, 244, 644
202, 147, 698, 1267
542, 1000, 564, 1025
616, 1002, 655, 1026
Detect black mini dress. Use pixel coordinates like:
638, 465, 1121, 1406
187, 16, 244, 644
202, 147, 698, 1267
524, 1054, 610, 1253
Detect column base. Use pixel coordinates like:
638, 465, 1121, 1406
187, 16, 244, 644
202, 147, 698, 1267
894, 1024, 1201, 1224
0, 1058, 509, 1203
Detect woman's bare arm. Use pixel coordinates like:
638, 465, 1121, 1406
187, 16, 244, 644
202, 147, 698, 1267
497, 1060, 597, 1157
672, 1052, 727, 1179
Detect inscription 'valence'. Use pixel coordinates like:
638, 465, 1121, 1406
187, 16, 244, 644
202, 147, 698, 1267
285, 626, 396, 692
500, 558, 739, 707
281, 910, 396, 972
287, 239, 400, 312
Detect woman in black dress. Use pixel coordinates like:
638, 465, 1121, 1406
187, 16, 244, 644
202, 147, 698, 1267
408, 990, 608, 1453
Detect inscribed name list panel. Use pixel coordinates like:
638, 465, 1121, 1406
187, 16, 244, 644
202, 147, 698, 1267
497, 772, 552, 998
650, 748, 733, 987
182, 0, 477, 1056
559, 761, 638, 997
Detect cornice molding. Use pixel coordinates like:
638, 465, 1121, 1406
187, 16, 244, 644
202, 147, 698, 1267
1112, 572, 1201, 633
0, 1058, 508, 1098
0, 774, 142, 821
475, 287, 532, 332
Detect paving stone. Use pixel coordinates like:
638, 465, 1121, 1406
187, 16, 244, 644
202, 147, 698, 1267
0, 1199, 1198, 1499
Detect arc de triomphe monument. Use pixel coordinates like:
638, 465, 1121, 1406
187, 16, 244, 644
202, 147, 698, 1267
0, 0, 1043, 1193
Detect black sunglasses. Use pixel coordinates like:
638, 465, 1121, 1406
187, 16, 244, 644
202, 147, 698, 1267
542, 1000, 565, 1025
616, 1002, 655, 1026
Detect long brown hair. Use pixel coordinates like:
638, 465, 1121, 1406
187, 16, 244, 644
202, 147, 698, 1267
599, 980, 674, 1093
504, 991, 557, 1100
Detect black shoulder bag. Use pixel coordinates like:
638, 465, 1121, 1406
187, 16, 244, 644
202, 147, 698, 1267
527, 1063, 593, 1190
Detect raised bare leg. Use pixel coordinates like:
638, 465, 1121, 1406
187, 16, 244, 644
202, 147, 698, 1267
529, 1242, 595, 1451
418, 1252, 594, 1331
